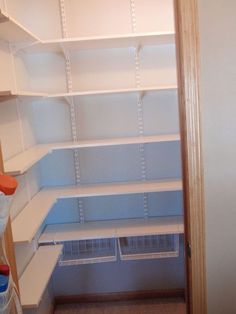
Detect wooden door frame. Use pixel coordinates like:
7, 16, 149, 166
174, 1, 207, 313
0, 1, 206, 311
0, 143, 19, 292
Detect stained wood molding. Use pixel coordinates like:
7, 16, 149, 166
55, 288, 185, 305
0, 143, 19, 292
174, 1, 207, 313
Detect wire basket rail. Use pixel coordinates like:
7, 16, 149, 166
118, 234, 179, 261
58, 238, 117, 266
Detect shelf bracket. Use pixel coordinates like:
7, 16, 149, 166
63, 95, 72, 106
139, 90, 145, 100
11, 40, 40, 55
136, 44, 143, 54
59, 42, 69, 59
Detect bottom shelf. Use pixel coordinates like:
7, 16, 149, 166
59, 238, 117, 266
118, 234, 179, 261
54, 234, 180, 266
19, 245, 63, 309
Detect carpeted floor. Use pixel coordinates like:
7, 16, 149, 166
54, 299, 186, 314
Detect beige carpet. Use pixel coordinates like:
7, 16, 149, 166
54, 299, 186, 314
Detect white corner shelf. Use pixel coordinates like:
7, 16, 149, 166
0, 86, 177, 102
58, 238, 117, 266
4, 134, 180, 175
0, 90, 46, 102
12, 190, 58, 244
12, 179, 182, 244
0, 90, 17, 102
48, 85, 177, 98
19, 245, 62, 309
48, 179, 182, 199
21, 31, 175, 54
4, 145, 50, 175
39, 216, 184, 244
0, 10, 40, 43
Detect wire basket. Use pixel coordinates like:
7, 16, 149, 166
118, 234, 180, 261
58, 238, 117, 266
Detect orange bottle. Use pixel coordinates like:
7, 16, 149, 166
0, 173, 18, 234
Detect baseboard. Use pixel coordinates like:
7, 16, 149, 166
55, 288, 185, 305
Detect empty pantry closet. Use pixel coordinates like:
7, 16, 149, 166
0, 0, 186, 313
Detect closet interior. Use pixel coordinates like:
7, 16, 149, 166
0, 0, 185, 312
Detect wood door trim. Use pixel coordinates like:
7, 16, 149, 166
55, 288, 185, 305
174, 1, 207, 313
0, 143, 19, 292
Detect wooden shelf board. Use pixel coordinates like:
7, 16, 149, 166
39, 216, 183, 243
22, 32, 175, 53
4, 145, 50, 175
0, 90, 46, 102
16, 91, 46, 97
4, 134, 180, 175
0, 87, 176, 101
0, 10, 39, 43
53, 134, 180, 149
12, 190, 58, 244
48, 179, 182, 199
19, 245, 62, 309
12, 179, 182, 244
0, 90, 16, 102
116, 216, 184, 238
48, 85, 177, 98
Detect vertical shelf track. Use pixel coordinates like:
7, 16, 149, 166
59, 0, 84, 223
1, 0, 8, 13
130, 0, 149, 218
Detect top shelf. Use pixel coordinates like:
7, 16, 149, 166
0, 85, 177, 103
0, 10, 39, 43
0, 11, 175, 51
22, 32, 175, 54
0, 90, 46, 102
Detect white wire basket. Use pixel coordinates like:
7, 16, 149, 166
118, 234, 180, 261
58, 238, 117, 266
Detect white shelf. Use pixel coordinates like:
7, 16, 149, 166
12, 190, 58, 244
47, 179, 182, 199
12, 179, 182, 244
4, 145, 50, 175
48, 85, 177, 98
4, 134, 180, 175
39, 216, 184, 244
19, 245, 62, 309
22, 31, 175, 54
52, 134, 180, 149
0, 90, 46, 102
0, 86, 176, 102
0, 10, 39, 43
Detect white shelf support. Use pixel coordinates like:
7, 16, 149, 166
9, 43, 18, 92
58, 0, 68, 39
59, 0, 84, 223
130, 0, 137, 33
2, 1, 8, 14
130, 0, 149, 218
19, 245, 63, 308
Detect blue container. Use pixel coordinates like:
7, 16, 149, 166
0, 275, 8, 293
